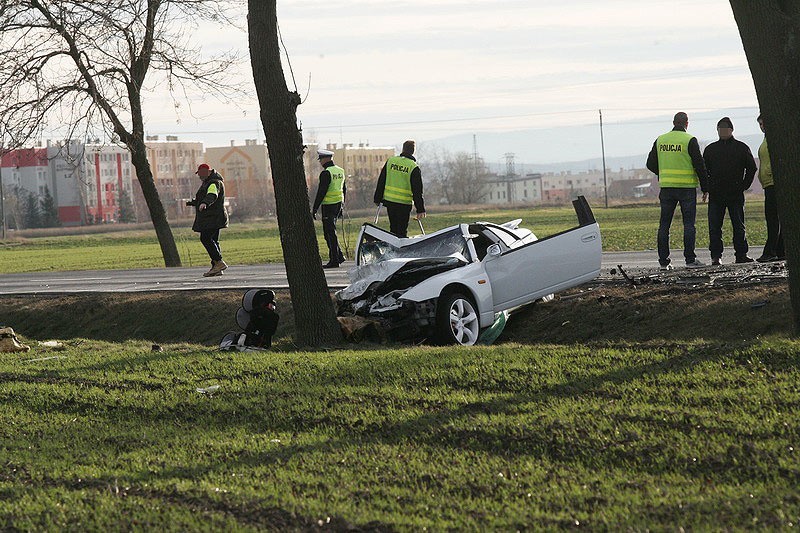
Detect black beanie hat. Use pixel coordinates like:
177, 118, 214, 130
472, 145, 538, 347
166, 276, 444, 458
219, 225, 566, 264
717, 117, 734, 130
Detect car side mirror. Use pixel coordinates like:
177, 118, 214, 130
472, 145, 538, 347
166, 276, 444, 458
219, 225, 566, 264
487, 244, 502, 258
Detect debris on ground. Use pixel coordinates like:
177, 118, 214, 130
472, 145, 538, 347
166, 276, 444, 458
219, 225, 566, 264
337, 316, 389, 343
196, 385, 220, 395
38, 340, 65, 350
478, 310, 509, 345
0, 327, 31, 353
24, 355, 67, 363
599, 260, 788, 289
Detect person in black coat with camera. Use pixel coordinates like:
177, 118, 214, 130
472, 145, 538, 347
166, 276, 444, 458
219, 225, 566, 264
188, 163, 229, 277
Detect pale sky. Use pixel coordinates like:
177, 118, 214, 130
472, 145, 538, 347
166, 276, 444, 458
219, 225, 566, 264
140, 0, 759, 162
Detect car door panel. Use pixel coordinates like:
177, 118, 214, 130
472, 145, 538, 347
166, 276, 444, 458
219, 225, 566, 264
483, 223, 601, 311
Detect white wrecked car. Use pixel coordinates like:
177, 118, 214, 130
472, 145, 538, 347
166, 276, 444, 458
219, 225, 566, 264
336, 196, 602, 345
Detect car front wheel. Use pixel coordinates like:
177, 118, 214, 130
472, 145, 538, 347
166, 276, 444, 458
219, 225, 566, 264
436, 292, 480, 346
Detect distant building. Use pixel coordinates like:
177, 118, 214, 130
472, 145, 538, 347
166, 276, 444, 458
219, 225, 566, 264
47, 140, 138, 225
205, 139, 274, 217
486, 173, 542, 205
143, 135, 204, 220
311, 143, 395, 209
0, 146, 52, 229
1, 146, 50, 198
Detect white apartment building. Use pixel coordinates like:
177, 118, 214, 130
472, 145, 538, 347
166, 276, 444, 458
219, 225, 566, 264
485, 174, 543, 205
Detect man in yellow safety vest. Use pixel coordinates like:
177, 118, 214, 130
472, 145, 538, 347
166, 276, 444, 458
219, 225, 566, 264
646, 112, 709, 270
755, 114, 784, 263
312, 149, 347, 268
373, 139, 426, 237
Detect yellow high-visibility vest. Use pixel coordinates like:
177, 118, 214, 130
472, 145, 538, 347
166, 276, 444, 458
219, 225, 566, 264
656, 130, 698, 188
322, 165, 345, 204
758, 138, 773, 188
383, 156, 417, 205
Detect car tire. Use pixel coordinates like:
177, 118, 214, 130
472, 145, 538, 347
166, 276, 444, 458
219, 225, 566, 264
436, 291, 480, 346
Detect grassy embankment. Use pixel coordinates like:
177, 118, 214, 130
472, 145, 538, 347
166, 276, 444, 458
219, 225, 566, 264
0, 200, 770, 273
1, 200, 796, 529
2, 332, 798, 530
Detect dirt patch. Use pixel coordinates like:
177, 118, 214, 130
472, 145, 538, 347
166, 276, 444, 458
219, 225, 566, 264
504, 280, 791, 344
0, 266, 792, 346
0, 290, 295, 346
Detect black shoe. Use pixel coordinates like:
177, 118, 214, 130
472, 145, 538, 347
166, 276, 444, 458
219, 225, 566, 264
322, 262, 340, 269
735, 256, 754, 264
711, 257, 721, 266
757, 255, 778, 263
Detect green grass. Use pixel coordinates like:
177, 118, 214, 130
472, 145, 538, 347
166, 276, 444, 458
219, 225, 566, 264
0, 200, 771, 273
1, 337, 799, 530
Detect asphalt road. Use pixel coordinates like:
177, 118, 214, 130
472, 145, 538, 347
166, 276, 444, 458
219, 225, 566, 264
0, 248, 766, 295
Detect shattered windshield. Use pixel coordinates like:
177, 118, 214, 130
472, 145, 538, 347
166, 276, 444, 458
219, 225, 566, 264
358, 227, 469, 266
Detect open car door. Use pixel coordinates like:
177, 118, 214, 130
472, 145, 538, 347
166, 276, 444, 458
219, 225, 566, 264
482, 196, 601, 311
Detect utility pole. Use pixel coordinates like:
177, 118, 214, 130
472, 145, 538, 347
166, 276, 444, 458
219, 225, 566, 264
599, 109, 608, 208
472, 134, 479, 183
505, 152, 515, 204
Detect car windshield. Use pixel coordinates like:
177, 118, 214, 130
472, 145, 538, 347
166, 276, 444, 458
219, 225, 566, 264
358, 227, 469, 266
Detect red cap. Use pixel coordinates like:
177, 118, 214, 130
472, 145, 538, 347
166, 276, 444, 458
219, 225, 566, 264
195, 163, 210, 174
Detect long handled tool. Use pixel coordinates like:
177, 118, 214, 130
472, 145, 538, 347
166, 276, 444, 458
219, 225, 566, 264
374, 203, 382, 224
339, 208, 351, 259
415, 215, 426, 235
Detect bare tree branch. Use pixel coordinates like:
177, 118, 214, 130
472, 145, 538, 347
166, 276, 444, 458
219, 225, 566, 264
0, 0, 246, 266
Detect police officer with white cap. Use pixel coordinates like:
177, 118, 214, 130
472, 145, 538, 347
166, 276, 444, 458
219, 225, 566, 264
312, 148, 346, 268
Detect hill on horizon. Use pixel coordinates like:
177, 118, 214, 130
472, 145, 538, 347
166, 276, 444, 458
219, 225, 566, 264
424, 108, 764, 175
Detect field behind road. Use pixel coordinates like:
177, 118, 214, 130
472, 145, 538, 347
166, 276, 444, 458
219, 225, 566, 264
0, 200, 770, 273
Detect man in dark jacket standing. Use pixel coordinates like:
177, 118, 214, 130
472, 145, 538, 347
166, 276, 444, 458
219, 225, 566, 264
189, 163, 229, 277
702, 117, 758, 265
374, 139, 426, 238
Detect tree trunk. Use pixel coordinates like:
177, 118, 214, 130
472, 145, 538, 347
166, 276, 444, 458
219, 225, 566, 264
129, 138, 182, 267
730, 1, 800, 333
247, 1, 342, 346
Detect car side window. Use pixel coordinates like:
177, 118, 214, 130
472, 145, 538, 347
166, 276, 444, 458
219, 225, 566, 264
468, 224, 502, 260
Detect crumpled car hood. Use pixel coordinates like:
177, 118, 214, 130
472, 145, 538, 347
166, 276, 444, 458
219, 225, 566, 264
339, 255, 468, 301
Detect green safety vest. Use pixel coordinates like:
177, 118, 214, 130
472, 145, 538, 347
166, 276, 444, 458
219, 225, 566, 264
322, 165, 345, 204
758, 138, 773, 188
656, 130, 699, 188
383, 156, 417, 205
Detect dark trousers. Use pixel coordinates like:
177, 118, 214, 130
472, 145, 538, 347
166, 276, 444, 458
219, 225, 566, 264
708, 193, 748, 260
763, 186, 785, 258
657, 188, 697, 266
199, 228, 222, 263
321, 203, 344, 264
385, 201, 412, 238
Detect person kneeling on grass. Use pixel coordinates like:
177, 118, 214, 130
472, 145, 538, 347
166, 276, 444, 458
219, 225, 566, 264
188, 163, 229, 277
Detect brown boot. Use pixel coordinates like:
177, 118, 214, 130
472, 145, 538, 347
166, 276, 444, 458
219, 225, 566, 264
203, 259, 228, 277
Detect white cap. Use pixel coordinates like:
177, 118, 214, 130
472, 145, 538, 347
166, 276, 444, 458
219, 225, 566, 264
317, 149, 334, 158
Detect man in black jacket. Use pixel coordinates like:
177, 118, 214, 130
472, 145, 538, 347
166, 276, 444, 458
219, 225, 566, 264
189, 163, 229, 277
702, 117, 757, 265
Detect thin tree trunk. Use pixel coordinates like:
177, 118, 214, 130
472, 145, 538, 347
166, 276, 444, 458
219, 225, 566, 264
128, 138, 182, 267
730, 1, 800, 333
247, 1, 342, 346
